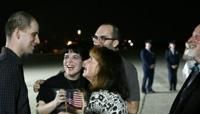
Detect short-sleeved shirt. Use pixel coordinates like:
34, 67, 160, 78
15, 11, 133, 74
36, 71, 89, 114
122, 57, 140, 101
85, 90, 128, 114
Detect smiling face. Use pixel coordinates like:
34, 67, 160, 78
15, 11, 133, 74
18, 20, 40, 55
184, 25, 200, 62
82, 55, 99, 84
63, 51, 83, 78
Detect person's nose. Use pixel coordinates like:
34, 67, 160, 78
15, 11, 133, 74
82, 60, 87, 68
186, 37, 196, 49
67, 57, 74, 64
92, 37, 99, 43
35, 35, 40, 44
187, 35, 195, 43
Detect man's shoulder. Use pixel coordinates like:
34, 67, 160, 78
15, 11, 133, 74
122, 57, 136, 69
165, 49, 170, 52
0, 54, 18, 71
0, 52, 6, 61
140, 48, 145, 52
0, 50, 19, 66
0, 52, 9, 63
121, 57, 138, 78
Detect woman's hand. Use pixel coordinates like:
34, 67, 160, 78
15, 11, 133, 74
54, 89, 66, 106
33, 79, 45, 92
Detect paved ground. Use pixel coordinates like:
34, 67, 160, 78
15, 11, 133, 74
134, 58, 185, 114
23, 53, 186, 114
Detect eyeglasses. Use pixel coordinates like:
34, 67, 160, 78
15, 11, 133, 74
92, 35, 117, 41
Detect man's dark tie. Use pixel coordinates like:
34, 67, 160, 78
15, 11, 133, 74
191, 62, 199, 72
171, 65, 199, 114
185, 63, 199, 88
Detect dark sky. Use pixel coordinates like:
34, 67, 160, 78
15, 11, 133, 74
0, 1, 200, 50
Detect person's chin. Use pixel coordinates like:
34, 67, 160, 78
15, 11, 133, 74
183, 55, 193, 60
183, 51, 196, 60
23, 51, 32, 55
27, 48, 34, 53
82, 73, 90, 80
82, 72, 86, 77
27, 51, 33, 55
93, 42, 101, 46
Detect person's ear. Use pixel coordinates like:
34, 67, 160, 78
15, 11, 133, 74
112, 40, 119, 48
13, 28, 20, 40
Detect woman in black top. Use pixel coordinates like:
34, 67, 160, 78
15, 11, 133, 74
36, 43, 89, 114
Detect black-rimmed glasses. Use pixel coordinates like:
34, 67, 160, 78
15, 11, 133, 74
92, 35, 117, 41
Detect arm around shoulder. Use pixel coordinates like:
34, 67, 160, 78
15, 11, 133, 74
127, 101, 139, 114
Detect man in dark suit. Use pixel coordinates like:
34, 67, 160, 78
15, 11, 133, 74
165, 41, 180, 91
169, 24, 200, 114
140, 40, 156, 93
0, 11, 40, 114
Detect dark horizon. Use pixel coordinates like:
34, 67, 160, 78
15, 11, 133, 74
0, 1, 199, 52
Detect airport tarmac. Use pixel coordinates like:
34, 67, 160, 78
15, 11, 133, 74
23, 53, 186, 114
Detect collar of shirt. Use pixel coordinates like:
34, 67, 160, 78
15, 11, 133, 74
1, 47, 22, 65
170, 49, 175, 54
191, 63, 200, 72
197, 64, 200, 72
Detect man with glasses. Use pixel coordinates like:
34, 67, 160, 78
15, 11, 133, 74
92, 35, 118, 49
33, 23, 140, 114
92, 24, 140, 114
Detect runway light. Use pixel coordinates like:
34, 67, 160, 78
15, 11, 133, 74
130, 42, 134, 47
67, 41, 72, 45
77, 29, 81, 35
